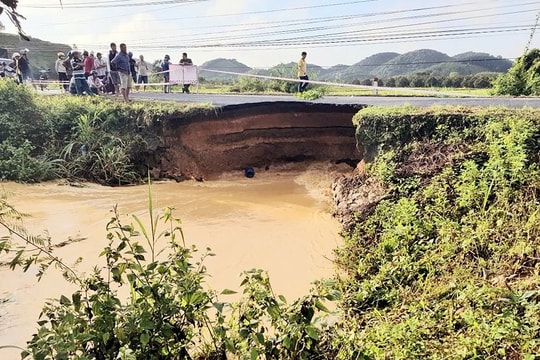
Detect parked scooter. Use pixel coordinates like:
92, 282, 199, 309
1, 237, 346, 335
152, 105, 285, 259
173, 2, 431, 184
38, 69, 50, 90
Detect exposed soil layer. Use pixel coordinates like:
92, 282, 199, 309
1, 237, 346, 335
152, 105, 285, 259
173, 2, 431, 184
152, 102, 365, 180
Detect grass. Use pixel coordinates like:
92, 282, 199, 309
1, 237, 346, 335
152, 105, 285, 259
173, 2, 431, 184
330, 105, 540, 359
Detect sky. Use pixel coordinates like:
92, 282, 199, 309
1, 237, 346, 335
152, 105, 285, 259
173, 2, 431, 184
2, 0, 540, 68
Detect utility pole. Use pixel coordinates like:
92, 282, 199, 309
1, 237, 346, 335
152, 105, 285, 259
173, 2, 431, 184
524, 11, 540, 55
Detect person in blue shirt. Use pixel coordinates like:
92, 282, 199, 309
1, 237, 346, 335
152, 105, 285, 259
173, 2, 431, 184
161, 54, 171, 93
111, 43, 132, 103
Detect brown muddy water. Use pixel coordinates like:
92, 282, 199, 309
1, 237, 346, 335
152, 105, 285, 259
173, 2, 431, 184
0, 163, 346, 357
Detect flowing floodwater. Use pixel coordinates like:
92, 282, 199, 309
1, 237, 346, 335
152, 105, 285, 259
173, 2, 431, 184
0, 164, 346, 358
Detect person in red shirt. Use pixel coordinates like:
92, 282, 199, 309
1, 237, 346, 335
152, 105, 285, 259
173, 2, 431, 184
83, 50, 95, 79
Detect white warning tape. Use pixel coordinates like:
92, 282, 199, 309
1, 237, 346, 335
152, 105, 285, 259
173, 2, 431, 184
24, 69, 480, 98
198, 68, 479, 98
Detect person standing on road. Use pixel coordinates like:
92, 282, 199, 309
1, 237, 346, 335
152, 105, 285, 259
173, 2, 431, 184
18, 49, 32, 83
55, 52, 69, 92
128, 52, 137, 84
136, 54, 149, 91
94, 52, 107, 80
179, 52, 193, 93
83, 50, 94, 79
108, 42, 120, 96
11, 52, 22, 84
111, 43, 132, 103
297, 51, 308, 93
161, 54, 171, 93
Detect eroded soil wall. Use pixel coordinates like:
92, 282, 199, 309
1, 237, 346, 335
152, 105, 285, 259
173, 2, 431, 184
154, 102, 364, 179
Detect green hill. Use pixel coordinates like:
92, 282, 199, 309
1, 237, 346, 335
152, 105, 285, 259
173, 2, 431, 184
198, 58, 252, 82
452, 51, 513, 72
318, 64, 350, 82
0, 32, 71, 78
198, 50, 512, 83
374, 49, 452, 78
324, 52, 400, 81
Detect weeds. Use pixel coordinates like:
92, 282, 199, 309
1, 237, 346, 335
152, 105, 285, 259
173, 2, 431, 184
333, 106, 540, 358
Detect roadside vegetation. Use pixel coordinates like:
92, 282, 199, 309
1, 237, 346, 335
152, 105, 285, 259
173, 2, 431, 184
493, 48, 540, 96
331, 106, 540, 358
0, 79, 215, 185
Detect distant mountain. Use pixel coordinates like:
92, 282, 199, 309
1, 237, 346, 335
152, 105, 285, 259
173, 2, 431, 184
195, 49, 513, 83
198, 58, 251, 81
374, 49, 452, 78
320, 52, 400, 81
451, 52, 513, 73
423, 62, 488, 76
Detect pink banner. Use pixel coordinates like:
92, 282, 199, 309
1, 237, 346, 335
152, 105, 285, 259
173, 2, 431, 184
169, 64, 198, 84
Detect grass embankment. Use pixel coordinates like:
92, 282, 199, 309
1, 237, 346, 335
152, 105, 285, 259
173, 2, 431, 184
331, 106, 540, 358
0, 79, 214, 185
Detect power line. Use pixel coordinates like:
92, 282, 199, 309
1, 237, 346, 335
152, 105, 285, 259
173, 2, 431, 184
20, 0, 375, 11
20, 0, 208, 9
56, 1, 540, 50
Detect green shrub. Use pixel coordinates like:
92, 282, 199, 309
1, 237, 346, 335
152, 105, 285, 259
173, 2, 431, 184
296, 87, 327, 100
492, 48, 540, 96
332, 106, 540, 358
0, 85, 216, 184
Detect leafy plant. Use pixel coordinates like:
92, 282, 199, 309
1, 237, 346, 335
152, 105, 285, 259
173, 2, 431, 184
218, 269, 338, 360
296, 87, 327, 100
22, 184, 219, 360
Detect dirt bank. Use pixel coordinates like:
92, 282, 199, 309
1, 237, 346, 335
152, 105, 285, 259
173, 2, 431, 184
147, 102, 364, 180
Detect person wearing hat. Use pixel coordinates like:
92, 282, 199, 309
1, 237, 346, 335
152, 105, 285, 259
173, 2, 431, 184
11, 52, 22, 84
18, 49, 31, 83
55, 52, 69, 92
161, 54, 171, 93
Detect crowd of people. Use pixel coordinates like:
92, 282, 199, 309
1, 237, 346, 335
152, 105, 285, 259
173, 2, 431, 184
2, 42, 196, 103
1, 48, 32, 83
54, 42, 157, 103
2, 46, 311, 101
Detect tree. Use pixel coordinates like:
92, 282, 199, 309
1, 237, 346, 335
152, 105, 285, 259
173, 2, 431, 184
384, 77, 396, 87
491, 49, 540, 96
0, 0, 29, 40
396, 76, 410, 88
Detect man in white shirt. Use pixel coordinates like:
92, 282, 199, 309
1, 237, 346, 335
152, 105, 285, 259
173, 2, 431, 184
94, 52, 107, 80
136, 54, 149, 91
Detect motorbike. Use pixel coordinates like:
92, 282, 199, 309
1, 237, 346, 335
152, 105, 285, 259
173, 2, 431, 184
38, 69, 50, 90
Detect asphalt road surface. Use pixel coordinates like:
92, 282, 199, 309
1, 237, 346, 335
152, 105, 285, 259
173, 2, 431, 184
130, 92, 540, 108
